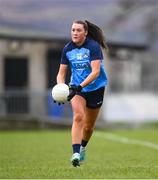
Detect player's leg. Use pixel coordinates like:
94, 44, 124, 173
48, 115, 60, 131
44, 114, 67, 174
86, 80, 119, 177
83, 107, 100, 142
71, 95, 86, 144
80, 87, 105, 162
70, 95, 86, 166
81, 87, 105, 145
80, 107, 100, 162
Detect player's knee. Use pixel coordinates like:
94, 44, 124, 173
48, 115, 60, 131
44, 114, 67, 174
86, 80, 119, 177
73, 113, 84, 124
83, 125, 93, 134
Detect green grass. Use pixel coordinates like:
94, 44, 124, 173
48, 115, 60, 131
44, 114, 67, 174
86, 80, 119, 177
0, 129, 158, 179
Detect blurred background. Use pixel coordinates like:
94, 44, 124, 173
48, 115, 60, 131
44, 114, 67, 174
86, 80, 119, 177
0, 0, 158, 130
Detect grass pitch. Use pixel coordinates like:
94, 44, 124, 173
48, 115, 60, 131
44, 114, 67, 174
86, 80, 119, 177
0, 129, 158, 179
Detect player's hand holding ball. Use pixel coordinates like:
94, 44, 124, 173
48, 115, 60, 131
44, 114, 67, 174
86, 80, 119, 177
67, 85, 82, 101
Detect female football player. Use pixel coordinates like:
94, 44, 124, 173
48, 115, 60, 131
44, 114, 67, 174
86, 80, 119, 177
56, 20, 108, 167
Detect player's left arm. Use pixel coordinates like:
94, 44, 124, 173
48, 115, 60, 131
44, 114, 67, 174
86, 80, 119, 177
56, 64, 68, 84
80, 60, 100, 88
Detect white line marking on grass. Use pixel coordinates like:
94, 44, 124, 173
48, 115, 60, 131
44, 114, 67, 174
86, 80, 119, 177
95, 132, 158, 150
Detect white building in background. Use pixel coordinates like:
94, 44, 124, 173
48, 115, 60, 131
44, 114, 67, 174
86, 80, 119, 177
1, 33, 157, 125
0, 0, 158, 126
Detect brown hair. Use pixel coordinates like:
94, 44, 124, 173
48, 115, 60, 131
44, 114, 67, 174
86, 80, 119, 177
73, 20, 108, 51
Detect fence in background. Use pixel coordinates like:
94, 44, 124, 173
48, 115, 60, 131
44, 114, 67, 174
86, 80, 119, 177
1, 90, 158, 130
0, 90, 73, 128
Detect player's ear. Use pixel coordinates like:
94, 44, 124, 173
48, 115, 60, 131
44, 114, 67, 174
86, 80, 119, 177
85, 30, 88, 36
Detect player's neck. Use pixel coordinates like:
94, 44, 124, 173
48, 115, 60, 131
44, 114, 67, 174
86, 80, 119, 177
76, 37, 86, 47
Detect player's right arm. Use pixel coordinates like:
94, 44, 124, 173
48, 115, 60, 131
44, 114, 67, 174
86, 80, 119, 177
57, 45, 69, 83
57, 64, 68, 83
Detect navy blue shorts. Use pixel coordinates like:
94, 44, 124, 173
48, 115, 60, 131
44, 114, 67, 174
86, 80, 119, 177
77, 87, 105, 109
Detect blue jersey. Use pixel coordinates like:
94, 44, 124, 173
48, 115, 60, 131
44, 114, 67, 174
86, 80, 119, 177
61, 38, 108, 92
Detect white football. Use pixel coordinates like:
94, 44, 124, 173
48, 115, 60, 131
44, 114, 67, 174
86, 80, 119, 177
52, 83, 69, 102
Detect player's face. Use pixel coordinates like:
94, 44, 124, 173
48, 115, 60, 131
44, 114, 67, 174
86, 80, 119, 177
71, 23, 87, 46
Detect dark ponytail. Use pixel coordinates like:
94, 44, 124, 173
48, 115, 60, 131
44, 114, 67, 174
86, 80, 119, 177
85, 20, 108, 51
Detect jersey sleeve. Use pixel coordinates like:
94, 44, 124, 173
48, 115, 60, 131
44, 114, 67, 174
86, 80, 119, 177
90, 41, 103, 61
60, 47, 69, 65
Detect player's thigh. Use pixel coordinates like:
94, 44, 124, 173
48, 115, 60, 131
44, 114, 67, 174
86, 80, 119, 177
71, 95, 86, 116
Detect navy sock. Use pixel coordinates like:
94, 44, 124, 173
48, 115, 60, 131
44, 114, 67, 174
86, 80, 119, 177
81, 140, 88, 147
72, 144, 81, 154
